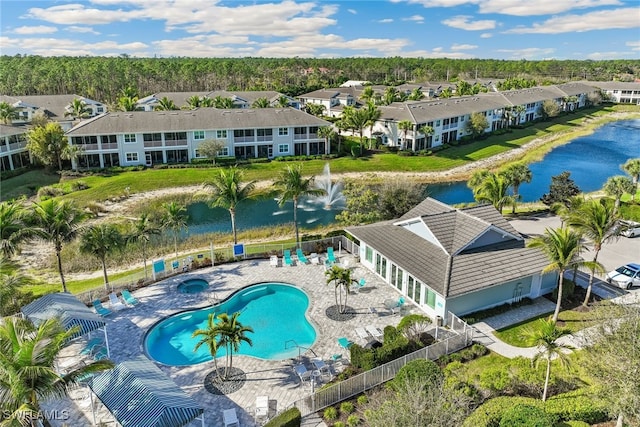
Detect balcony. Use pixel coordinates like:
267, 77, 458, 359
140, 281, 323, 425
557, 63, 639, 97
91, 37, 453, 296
101, 143, 118, 150
164, 139, 188, 147
233, 136, 255, 143
144, 141, 163, 148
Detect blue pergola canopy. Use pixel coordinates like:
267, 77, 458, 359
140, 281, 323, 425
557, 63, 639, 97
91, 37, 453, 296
88, 356, 204, 427
21, 292, 106, 340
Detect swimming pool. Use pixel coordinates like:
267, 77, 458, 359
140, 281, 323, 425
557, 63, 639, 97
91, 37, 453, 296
144, 283, 317, 366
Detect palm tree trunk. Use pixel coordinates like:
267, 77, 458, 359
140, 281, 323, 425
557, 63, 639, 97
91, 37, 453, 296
552, 272, 564, 323
102, 259, 109, 291
583, 250, 600, 307
542, 358, 551, 401
230, 209, 237, 245
142, 242, 148, 281
342, 284, 348, 313
174, 231, 179, 259
293, 198, 299, 247
616, 413, 624, 427
56, 248, 67, 293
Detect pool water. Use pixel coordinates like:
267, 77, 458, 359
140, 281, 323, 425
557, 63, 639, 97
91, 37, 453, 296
144, 283, 316, 365
177, 278, 208, 294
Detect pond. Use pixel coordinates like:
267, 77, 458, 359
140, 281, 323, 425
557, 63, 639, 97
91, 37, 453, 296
186, 119, 640, 234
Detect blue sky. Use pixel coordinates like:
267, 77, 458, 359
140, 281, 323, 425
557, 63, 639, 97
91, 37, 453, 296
1, 0, 639, 60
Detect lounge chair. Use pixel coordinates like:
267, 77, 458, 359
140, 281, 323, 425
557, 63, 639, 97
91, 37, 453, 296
296, 248, 309, 264
327, 247, 337, 263
312, 357, 332, 379
93, 347, 108, 361
355, 327, 370, 341
337, 337, 353, 349
222, 408, 240, 427
366, 325, 384, 340
92, 300, 112, 317
121, 290, 139, 306
269, 255, 279, 267
255, 395, 269, 423
283, 250, 294, 267
108, 292, 126, 311
80, 338, 104, 356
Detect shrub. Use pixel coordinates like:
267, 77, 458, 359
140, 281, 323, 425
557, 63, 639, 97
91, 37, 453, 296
37, 185, 64, 199
264, 407, 301, 427
356, 395, 368, 406
471, 343, 489, 357
559, 422, 590, 427
499, 404, 557, 427
375, 339, 418, 365
390, 359, 442, 391
70, 180, 89, 191
333, 422, 345, 427
323, 407, 338, 421
350, 344, 376, 370
346, 414, 360, 426
339, 402, 354, 415
479, 367, 512, 394
544, 389, 609, 424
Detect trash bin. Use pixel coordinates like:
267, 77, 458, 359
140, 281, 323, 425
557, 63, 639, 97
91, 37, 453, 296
436, 315, 443, 327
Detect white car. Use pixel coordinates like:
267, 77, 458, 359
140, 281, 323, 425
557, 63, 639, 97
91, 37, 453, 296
606, 263, 640, 289
618, 220, 640, 238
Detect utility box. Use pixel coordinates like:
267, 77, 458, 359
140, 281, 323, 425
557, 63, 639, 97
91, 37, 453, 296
436, 315, 443, 327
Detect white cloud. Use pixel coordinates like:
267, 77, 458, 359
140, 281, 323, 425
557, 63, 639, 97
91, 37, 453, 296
505, 8, 639, 34
626, 41, 640, 50
348, 8, 357, 14
442, 15, 496, 30
378, 18, 394, 23
586, 50, 637, 59
0, 35, 149, 57
496, 47, 556, 59
391, 0, 474, 6
66, 26, 101, 34
451, 43, 478, 50
402, 15, 425, 22
13, 25, 58, 35
477, 0, 622, 16
480, 32, 492, 38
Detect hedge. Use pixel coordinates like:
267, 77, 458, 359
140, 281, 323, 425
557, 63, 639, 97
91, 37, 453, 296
264, 407, 301, 427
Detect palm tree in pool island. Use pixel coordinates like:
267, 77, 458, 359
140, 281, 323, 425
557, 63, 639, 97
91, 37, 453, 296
0, 317, 114, 426
325, 264, 357, 314
203, 166, 256, 244
274, 164, 325, 247
192, 313, 222, 378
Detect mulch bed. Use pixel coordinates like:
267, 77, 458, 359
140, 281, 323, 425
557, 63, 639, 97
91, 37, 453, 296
204, 367, 246, 395
325, 305, 357, 321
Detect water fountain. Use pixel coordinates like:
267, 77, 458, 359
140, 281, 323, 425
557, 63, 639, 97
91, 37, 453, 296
314, 163, 345, 210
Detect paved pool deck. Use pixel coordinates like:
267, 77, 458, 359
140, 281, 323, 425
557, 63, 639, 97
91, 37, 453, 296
46, 254, 414, 427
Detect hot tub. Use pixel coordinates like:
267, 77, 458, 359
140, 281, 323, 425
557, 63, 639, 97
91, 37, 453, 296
177, 278, 209, 294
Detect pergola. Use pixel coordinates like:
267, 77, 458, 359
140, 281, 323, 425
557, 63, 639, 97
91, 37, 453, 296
20, 292, 110, 357
87, 356, 205, 427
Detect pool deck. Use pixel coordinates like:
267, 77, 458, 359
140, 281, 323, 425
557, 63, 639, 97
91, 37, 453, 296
46, 253, 416, 427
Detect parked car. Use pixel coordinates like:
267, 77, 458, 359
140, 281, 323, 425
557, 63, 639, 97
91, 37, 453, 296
606, 263, 640, 289
618, 220, 640, 238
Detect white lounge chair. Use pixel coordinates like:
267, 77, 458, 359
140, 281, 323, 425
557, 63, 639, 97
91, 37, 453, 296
269, 255, 279, 267
223, 408, 239, 427
255, 395, 269, 423
355, 327, 370, 341
366, 325, 384, 340
108, 293, 126, 311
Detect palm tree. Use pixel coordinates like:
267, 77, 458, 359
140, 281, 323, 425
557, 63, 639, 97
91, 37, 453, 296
161, 202, 188, 260
273, 164, 325, 246
564, 199, 616, 306
30, 200, 87, 293
621, 158, 640, 201
213, 96, 234, 109
155, 96, 178, 111
0, 101, 18, 124
325, 264, 357, 314
342, 106, 369, 155
500, 163, 533, 213
0, 317, 114, 426
0, 201, 33, 258
215, 312, 253, 379
418, 125, 434, 150
473, 173, 514, 213
203, 167, 256, 244
398, 120, 413, 150
80, 224, 124, 291
127, 213, 162, 281
276, 95, 291, 108
363, 102, 381, 149
526, 318, 573, 401
603, 175, 634, 212
383, 87, 400, 105
304, 103, 325, 117
117, 95, 138, 112
408, 88, 424, 101
360, 86, 375, 103
61, 144, 85, 171
0, 256, 33, 316
251, 97, 271, 108
192, 313, 222, 379
528, 227, 588, 322
317, 126, 336, 154
186, 95, 202, 109
64, 98, 91, 120
200, 96, 215, 108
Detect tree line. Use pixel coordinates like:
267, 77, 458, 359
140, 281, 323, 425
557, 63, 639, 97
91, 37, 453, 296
1, 55, 638, 102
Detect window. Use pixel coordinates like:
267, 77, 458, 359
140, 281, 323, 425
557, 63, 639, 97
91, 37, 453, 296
426, 288, 436, 309
414, 281, 421, 304
143, 133, 162, 142
126, 152, 139, 162
216, 130, 227, 139
101, 135, 117, 144
436, 120, 441, 126
194, 149, 204, 158
278, 144, 289, 154
124, 134, 136, 143
257, 128, 273, 141
217, 147, 229, 156
365, 247, 373, 263
278, 128, 288, 136
96, 107, 104, 113
194, 130, 205, 140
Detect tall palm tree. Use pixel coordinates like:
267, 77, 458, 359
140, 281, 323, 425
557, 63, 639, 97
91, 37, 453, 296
325, 264, 357, 314
564, 199, 615, 306
215, 312, 253, 379
192, 313, 222, 378
161, 202, 188, 260
418, 125, 434, 150
408, 88, 424, 101
342, 106, 369, 155
61, 144, 85, 171
64, 98, 91, 120
317, 126, 336, 154
186, 95, 202, 109
213, 96, 234, 109
117, 96, 138, 112
0, 201, 33, 258
500, 163, 533, 213
79, 224, 124, 291
528, 227, 588, 322
526, 318, 573, 402
603, 175, 634, 212
473, 173, 514, 213
621, 158, 640, 201
276, 95, 291, 108
273, 164, 325, 246
383, 87, 400, 105
203, 167, 256, 244
155, 96, 178, 111
127, 213, 162, 281
0, 317, 114, 426
467, 169, 492, 191
363, 102, 381, 149
30, 200, 87, 292
360, 86, 374, 103
398, 120, 413, 150
251, 97, 271, 108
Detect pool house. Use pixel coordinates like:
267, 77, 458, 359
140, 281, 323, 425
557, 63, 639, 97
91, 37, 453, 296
347, 198, 558, 322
